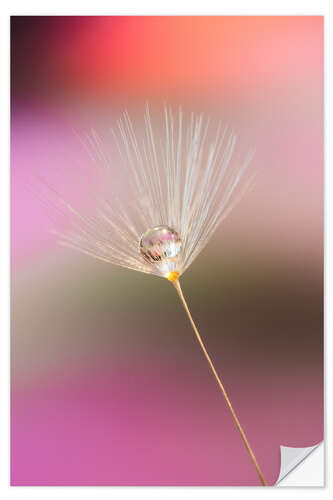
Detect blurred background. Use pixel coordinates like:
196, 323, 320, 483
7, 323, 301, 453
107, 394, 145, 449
11, 16, 323, 486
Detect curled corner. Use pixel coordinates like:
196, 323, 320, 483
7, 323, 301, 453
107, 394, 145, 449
275, 442, 323, 485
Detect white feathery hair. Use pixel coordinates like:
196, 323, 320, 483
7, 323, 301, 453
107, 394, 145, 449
51, 105, 254, 279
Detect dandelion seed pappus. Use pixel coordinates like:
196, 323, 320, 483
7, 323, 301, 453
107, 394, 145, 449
47, 105, 266, 485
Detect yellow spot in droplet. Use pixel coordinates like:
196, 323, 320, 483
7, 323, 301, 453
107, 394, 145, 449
166, 271, 180, 282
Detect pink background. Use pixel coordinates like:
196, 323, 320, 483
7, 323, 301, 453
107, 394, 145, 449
11, 16, 323, 485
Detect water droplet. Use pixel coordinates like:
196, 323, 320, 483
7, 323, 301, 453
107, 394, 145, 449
139, 226, 182, 268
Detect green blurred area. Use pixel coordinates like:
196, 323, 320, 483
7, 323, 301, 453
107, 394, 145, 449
12, 237, 323, 385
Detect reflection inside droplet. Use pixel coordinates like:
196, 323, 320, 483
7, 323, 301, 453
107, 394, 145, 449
139, 225, 182, 265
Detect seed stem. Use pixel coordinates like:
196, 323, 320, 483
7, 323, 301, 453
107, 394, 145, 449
172, 279, 267, 486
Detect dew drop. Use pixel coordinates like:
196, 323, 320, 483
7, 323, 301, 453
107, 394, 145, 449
139, 225, 182, 265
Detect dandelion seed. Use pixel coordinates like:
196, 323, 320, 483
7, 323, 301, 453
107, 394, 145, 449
48, 105, 266, 485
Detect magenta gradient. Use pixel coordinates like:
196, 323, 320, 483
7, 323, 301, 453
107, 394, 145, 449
11, 353, 323, 486
11, 16, 323, 486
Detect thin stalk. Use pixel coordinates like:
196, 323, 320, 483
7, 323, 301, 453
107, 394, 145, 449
172, 279, 267, 486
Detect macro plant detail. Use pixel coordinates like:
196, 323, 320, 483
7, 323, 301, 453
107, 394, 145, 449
51, 106, 266, 485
